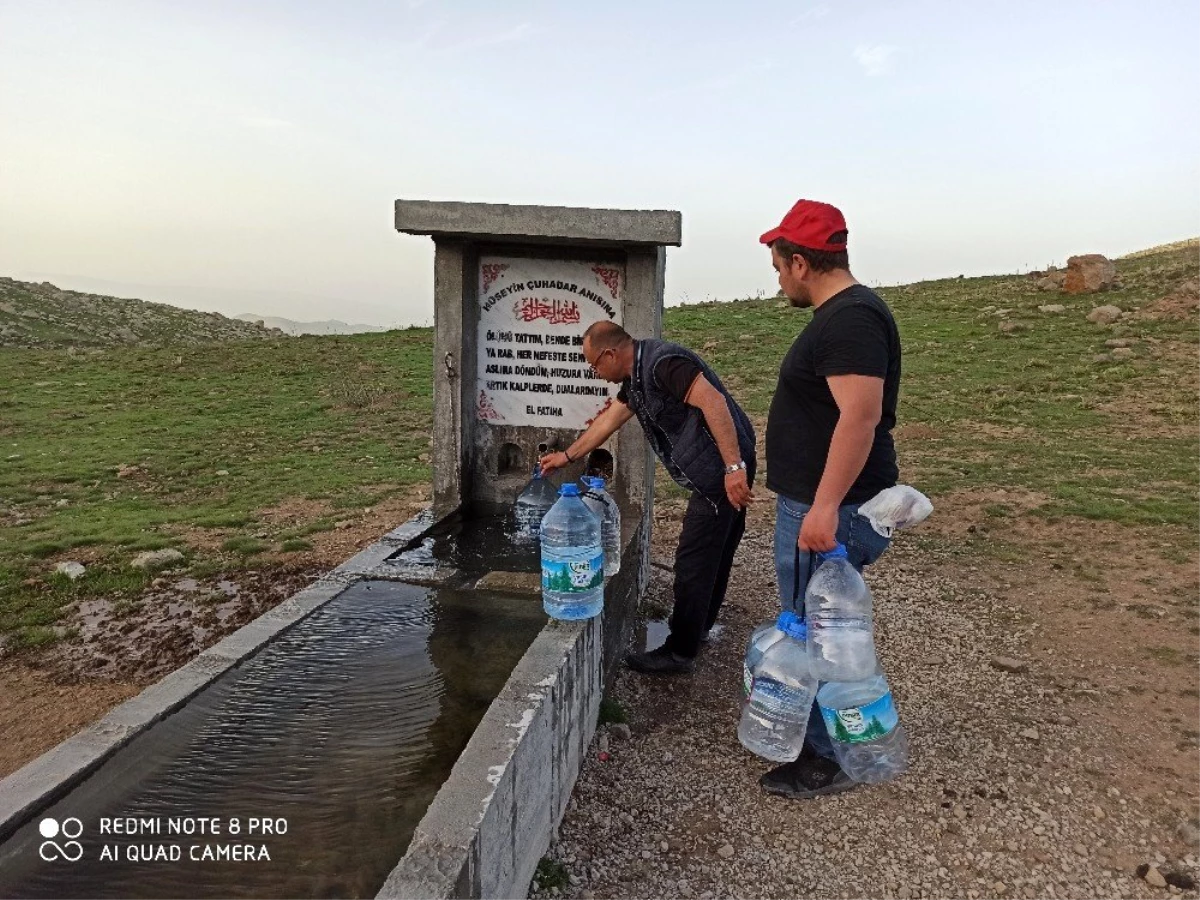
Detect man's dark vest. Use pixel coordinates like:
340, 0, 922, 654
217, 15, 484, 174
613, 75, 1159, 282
622, 339, 756, 504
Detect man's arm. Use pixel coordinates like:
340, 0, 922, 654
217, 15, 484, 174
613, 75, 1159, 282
539, 400, 634, 475
684, 375, 753, 509
798, 374, 883, 551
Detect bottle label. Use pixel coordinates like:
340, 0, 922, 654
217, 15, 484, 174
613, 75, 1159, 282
541, 552, 604, 593
820, 691, 898, 744
749, 676, 810, 711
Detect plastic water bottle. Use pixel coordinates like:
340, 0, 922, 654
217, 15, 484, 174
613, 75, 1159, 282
805, 543, 878, 682
740, 611, 794, 705
580, 475, 621, 576
540, 483, 604, 620
514, 467, 557, 541
817, 673, 909, 783
737, 616, 817, 762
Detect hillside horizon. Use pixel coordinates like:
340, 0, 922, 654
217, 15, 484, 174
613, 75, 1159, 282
2, 238, 1195, 349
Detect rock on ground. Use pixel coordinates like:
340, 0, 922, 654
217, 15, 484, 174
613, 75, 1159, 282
1087, 305, 1123, 324
130, 548, 185, 570
1037, 272, 1067, 291
54, 561, 86, 580
1065, 254, 1118, 294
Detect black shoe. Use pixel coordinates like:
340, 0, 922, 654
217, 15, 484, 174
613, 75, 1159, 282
759, 753, 856, 799
624, 645, 695, 675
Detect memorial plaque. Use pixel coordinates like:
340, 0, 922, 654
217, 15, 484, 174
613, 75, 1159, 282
475, 257, 624, 428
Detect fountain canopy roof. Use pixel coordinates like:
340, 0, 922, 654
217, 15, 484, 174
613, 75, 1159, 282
394, 200, 682, 249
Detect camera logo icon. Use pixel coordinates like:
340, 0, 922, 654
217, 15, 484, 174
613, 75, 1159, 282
38, 817, 83, 862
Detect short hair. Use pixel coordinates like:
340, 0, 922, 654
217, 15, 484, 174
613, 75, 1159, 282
771, 236, 849, 274
583, 320, 634, 352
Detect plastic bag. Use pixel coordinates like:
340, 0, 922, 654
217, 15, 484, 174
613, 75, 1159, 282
857, 485, 933, 538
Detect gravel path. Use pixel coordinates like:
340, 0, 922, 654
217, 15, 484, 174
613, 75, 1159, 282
529, 513, 1200, 900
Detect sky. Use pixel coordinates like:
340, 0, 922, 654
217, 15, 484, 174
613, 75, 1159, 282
1, 0, 1197, 327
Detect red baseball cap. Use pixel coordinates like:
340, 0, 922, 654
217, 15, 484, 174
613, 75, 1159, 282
759, 199, 848, 252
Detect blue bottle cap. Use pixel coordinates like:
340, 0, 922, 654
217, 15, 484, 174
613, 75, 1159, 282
558, 483, 581, 497
782, 617, 808, 641
531, 465, 543, 479
775, 610, 797, 630
818, 543, 848, 561
582, 476, 604, 489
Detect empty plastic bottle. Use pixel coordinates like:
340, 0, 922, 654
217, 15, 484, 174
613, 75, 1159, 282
817, 673, 909, 783
540, 483, 605, 621
514, 466, 557, 541
805, 543, 878, 682
580, 475, 621, 577
740, 611, 795, 705
737, 616, 818, 762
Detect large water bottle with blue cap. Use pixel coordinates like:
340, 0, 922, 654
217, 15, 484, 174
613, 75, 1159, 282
514, 466, 557, 541
740, 611, 794, 705
805, 543, 878, 682
817, 672, 909, 783
737, 615, 817, 761
580, 475, 621, 577
540, 483, 604, 620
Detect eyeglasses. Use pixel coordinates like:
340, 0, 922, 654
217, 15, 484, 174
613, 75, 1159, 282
586, 348, 614, 369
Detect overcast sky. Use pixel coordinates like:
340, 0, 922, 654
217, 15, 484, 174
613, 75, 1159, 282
1, 1, 1197, 327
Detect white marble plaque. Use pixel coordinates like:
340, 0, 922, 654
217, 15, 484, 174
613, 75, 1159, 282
476, 257, 624, 428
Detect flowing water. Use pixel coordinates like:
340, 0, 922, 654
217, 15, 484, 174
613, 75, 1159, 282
0, 579, 545, 898
386, 512, 540, 576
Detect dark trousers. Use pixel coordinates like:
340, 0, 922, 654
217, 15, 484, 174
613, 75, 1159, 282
664, 468, 754, 659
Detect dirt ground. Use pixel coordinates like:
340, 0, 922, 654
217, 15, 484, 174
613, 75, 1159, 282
529, 491, 1199, 899
668, 489, 1200, 806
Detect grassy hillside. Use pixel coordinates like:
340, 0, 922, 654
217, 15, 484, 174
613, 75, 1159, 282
668, 241, 1199, 532
1, 242, 1196, 650
0, 330, 434, 647
0, 278, 286, 348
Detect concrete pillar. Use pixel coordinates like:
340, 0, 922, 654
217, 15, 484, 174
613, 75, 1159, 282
430, 241, 479, 519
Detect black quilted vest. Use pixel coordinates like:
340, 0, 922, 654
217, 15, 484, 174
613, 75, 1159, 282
622, 340, 756, 504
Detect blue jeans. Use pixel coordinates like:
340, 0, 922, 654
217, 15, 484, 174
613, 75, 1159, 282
773, 494, 891, 761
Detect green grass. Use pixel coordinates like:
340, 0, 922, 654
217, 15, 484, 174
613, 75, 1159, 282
7, 626, 64, 651
0, 329, 434, 646
1145, 646, 1189, 666
664, 241, 1199, 550
533, 859, 569, 892
221, 536, 270, 556
2, 242, 1196, 646
598, 696, 628, 726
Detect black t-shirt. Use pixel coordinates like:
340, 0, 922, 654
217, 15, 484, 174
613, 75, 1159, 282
616, 355, 701, 406
765, 284, 901, 505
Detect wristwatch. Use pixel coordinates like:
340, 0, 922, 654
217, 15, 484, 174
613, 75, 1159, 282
724, 461, 747, 474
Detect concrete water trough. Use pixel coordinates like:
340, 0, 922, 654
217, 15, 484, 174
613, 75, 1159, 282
0, 505, 649, 899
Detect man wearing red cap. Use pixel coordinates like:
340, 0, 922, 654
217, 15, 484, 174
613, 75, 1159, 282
758, 199, 902, 798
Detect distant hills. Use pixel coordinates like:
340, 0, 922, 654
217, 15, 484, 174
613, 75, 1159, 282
0, 278, 286, 348
232, 314, 391, 336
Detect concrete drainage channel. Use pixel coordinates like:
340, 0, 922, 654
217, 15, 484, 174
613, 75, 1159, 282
0, 508, 647, 899
376, 515, 648, 899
